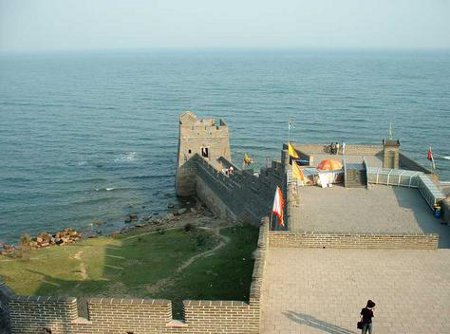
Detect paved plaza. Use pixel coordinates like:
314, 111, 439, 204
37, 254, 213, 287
261, 248, 450, 334
310, 154, 383, 168
292, 185, 450, 248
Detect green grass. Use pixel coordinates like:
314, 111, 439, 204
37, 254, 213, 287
157, 224, 258, 301
0, 224, 258, 304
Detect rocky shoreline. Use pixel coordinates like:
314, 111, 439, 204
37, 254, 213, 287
0, 199, 211, 256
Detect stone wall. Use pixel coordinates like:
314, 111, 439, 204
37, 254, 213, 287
3, 219, 270, 334
399, 153, 432, 174
8, 296, 79, 334
0, 282, 13, 333
442, 198, 450, 225
176, 112, 231, 197
194, 155, 282, 225
269, 231, 439, 250
293, 143, 383, 166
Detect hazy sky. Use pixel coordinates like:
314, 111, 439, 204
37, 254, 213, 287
1, 0, 449, 52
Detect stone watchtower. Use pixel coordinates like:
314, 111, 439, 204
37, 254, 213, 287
176, 112, 231, 197
382, 139, 400, 169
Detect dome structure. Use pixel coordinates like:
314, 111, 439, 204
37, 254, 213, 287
316, 159, 343, 171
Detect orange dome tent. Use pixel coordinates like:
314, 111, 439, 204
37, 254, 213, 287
316, 159, 343, 171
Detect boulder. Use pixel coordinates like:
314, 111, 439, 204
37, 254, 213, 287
177, 208, 187, 215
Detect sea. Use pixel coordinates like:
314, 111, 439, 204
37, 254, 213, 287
1, 49, 449, 244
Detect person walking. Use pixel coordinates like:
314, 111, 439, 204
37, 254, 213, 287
342, 141, 346, 155
360, 300, 376, 334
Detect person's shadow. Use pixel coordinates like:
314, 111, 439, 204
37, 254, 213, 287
284, 311, 356, 334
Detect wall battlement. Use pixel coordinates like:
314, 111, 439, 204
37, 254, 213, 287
176, 112, 231, 197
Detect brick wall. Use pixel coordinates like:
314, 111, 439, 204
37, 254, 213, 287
293, 143, 382, 156
269, 231, 439, 250
0, 282, 14, 333
194, 155, 281, 225
442, 198, 450, 225
4, 219, 270, 334
176, 112, 231, 197
399, 153, 432, 174
9, 296, 78, 334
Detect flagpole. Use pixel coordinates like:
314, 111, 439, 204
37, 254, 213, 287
428, 146, 436, 171
288, 119, 291, 143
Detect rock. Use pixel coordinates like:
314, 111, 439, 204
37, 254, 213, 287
177, 208, 187, 215
129, 213, 138, 221
124, 216, 132, 223
167, 203, 175, 209
190, 208, 197, 213
162, 213, 175, 223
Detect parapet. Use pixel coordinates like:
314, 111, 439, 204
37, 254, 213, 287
176, 112, 231, 197
179, 111, 227, 129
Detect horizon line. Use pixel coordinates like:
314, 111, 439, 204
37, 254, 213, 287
1, 46, 450, 56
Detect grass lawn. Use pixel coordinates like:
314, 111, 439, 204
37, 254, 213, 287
0, 224, 258, 305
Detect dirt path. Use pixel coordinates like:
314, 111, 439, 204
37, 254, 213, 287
146, 227, 230, 294
72, 250, 88, 280
176, 227, 230, 273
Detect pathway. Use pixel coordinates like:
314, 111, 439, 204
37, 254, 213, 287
261, 247, 450, 334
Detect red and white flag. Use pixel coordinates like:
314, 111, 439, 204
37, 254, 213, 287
427, 146, 436, 169
272, 186, 285, 227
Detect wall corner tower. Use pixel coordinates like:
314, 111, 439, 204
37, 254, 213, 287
176, 111, 231, 197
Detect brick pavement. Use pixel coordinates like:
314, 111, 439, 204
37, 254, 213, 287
261, 248, 450, 334
294, 186, 450, 248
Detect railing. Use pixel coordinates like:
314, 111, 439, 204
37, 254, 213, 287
366, 167, 445, 209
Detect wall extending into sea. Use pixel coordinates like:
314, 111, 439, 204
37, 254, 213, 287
1, 111, 448, 333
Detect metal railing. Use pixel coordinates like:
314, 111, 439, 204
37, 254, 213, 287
366, 167, 445, 209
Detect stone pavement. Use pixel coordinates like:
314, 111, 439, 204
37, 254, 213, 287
310, 154, 383, 168
292, 186, 450, 248
261, 248, 450, 334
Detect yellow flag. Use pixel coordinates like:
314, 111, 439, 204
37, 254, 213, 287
288, 143, 299, 159
243, 153, 252, 165
292, 160, 305, 181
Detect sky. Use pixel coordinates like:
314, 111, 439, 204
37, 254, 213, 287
1, 0, 449, 52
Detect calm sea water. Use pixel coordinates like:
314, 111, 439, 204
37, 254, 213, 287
1, 50, 449, 243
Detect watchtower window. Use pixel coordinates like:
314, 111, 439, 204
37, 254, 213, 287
188, 149, 192, 154
201, 147, 209, 158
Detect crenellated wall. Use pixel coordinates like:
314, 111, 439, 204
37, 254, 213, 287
194, 155, 283, 224
0, 282, 14, 333
176, 112, 231, 197
1, 219, 270, 334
